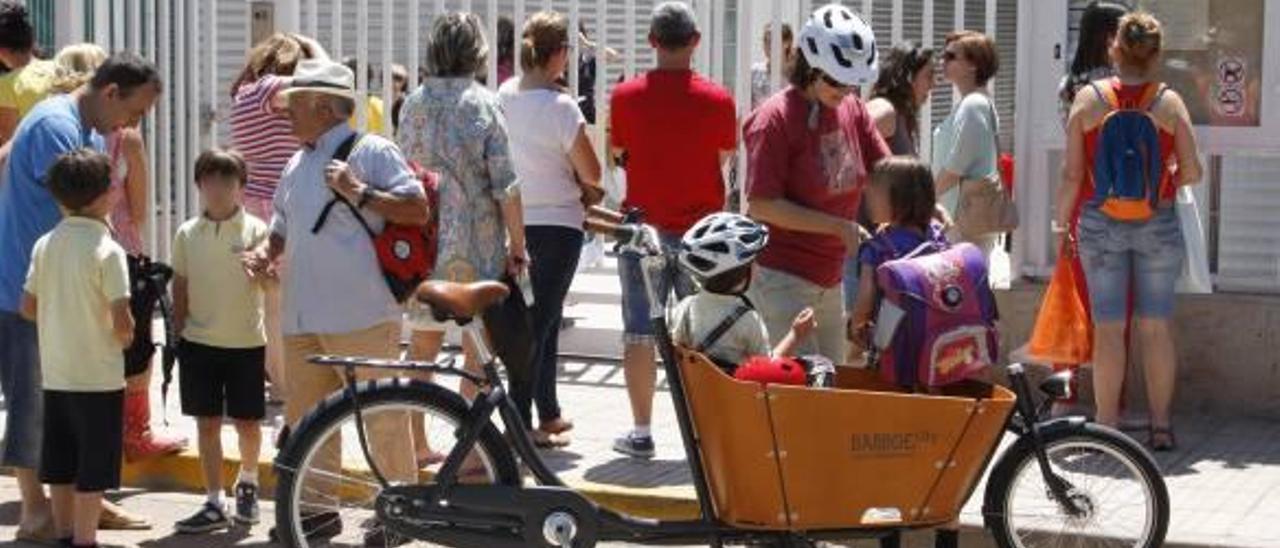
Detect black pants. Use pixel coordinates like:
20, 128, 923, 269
511, 226, 583, 427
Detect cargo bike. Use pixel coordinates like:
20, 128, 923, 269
272, 209, 1170, 548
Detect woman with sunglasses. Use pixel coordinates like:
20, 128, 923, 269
743, 3, 890, 363
931, 30, 1002, 256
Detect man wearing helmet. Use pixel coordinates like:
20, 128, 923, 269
744, 3, 891, 363
609, 1, 738, 459
671, 213, 815, 371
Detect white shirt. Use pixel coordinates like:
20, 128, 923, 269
271, 124, 423, 335
498, 78, 587, 230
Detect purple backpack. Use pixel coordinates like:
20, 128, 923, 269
871, 241, 998, 388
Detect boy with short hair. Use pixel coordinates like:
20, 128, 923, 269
19, 148, 133, 548
171, 149, 270, 532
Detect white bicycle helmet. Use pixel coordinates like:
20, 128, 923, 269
798, 3, 879, 86
679, 213, 770, 280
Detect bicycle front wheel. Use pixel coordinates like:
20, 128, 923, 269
984, 422, 1169, 548
274, 378, 520, 548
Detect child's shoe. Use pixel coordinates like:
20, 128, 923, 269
233, 482, 260, 525
175, 502, 231, 534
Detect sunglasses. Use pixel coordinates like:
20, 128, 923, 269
819, 72, 854, 92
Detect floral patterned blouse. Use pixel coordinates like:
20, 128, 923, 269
396, 77, 519, 283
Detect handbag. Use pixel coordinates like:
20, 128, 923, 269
480, 275, 537, 386
1026, 250, 1093, 365
954, 104, 1019, 240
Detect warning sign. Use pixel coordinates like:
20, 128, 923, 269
1214, 56, 1247, 118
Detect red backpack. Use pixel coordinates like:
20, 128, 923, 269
311, 134, 440, 302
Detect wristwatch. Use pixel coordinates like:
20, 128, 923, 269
356, 185, 375, 208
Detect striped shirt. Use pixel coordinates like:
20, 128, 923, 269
230, 75, 300, 200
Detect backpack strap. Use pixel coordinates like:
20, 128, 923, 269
1140, 83, 1168, 112
310, 132, 377, 238
693, 296, 754, 354
156, 275, 177, 426
1090, 79, 1119, 110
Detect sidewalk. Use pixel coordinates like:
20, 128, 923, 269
3, 257, 1280, 547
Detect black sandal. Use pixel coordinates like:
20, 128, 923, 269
1149, 426, 1177, 452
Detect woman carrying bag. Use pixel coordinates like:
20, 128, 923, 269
498, 10, 605, 448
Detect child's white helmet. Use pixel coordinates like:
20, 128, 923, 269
679, 213, 770, 280
798, 3, 879, 86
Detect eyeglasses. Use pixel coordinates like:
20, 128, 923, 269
819, 72, 854, 92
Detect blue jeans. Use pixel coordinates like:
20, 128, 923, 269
618, 231, 695, 344
511, 226, 584, 427
1077, 207, 1184, 322
0, 310, 42, 468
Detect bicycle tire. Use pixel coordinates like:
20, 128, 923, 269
274, 378, 520, 548
984, 421, 1169, 548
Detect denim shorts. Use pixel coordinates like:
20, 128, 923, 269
618, 232, 695, 343
0, 310, 43, 469
1077, 207, 1184, 322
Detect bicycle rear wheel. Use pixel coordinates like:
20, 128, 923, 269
985, 422, 1169, 548
274, 378, 520, 548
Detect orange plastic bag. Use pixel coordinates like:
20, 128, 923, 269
1027, 255, 1093, 365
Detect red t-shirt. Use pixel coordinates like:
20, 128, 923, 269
744, 87, 890, 287
611, 70, 737, 233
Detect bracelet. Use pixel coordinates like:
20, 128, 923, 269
356, 186, 375, 208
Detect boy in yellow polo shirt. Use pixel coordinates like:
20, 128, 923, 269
171, 149, 270, 533
20, 149, 134, 548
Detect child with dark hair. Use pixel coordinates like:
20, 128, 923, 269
847, 156, 948, 353
672, 212, 815, 372
171, 149, 271, 532
19, 148, 134, 548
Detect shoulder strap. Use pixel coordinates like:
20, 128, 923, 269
694, 298, 753, 354
900, 240, 940, 262
1090, 78, 1121, 110
1141, 83, 1168, 112
310, 133, 377, 237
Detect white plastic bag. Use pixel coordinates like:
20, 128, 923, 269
988, 240, 1013, 290
1175, 186, 1212, 294
578, 234, 605, 273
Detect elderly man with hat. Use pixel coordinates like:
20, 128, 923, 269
244, 59, 427, 541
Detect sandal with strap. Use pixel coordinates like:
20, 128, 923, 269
1149, 426, 1177, 452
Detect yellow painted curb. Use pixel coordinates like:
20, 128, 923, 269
118, 448, 703, 520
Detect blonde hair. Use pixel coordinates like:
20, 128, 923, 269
50, 43, 107, 93
1111, 12, 1162, 74
519, 11, 569, 72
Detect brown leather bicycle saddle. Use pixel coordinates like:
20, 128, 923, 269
415, 280, 509, 323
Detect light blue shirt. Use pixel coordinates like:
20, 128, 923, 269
0, 94, 104, 312
271, 123, 422, 335
931, 92, 1000, 215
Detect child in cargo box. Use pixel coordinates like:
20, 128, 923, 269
847, 156, 958, 548
670, 212, 815, 374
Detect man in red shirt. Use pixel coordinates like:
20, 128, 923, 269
745, 4, 890, 363
610, 1, 737, 459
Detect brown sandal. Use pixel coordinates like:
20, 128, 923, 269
532, 429, 571, 449
538, 417, 574, 435
1149, 426, 1177, 452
